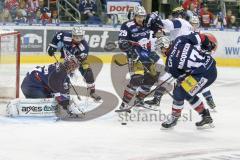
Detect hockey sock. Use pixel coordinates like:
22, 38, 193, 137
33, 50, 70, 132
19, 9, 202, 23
189, 96, 205, 114
172, 100, 184, 117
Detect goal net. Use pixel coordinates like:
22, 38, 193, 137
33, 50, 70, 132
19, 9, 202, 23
0, 31, 21, 99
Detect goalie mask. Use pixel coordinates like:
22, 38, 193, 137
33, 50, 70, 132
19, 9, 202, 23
156, 36, 171, 56
72, 27, 85, 45
62, 56, 80, 73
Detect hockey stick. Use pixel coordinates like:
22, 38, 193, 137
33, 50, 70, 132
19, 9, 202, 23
115, 75, 173, 113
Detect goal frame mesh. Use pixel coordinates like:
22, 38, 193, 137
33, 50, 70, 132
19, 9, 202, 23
0, 31, 21, 98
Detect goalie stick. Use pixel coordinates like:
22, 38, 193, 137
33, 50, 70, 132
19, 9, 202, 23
115, 75, 173, 113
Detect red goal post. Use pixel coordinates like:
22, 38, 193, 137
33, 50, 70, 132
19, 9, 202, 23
0, 31, 21, 99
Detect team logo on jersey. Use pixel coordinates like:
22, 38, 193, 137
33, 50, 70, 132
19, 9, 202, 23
131, 28, 138, 33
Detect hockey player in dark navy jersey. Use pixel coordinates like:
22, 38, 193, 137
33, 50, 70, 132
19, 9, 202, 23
47, 27, 101, 102
156, 33, 217, 129
117, 5, 164, 111
21, 56, 85, 115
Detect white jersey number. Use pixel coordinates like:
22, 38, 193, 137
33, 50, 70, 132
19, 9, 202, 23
187, 49, 204, 68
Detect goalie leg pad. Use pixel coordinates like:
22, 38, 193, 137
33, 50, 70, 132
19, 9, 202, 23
7, 98, 58, 117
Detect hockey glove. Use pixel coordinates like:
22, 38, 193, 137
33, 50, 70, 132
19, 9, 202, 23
75, 52, 88, 62
145, 12, 163, 31
128, 48, 139, 62
119, 39, 132, 51
47, 44, 57, 56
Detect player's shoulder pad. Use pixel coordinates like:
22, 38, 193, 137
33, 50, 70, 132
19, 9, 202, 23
54, 31, 72, 42
123, 20, 136, 28
171, 18, 183, 29
79, 39, 89, 52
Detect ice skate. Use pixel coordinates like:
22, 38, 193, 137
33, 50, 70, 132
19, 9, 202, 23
196, 109, 214, 129
67, 103, 83, 117
115, 102, 132, 113
133, 99, 159, 112
90, 92, 102, 102
144, 96, 161, 106
206, 97, 217, 112
161, 115, 179, 129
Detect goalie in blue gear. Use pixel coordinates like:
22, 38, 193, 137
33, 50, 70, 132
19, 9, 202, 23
157, 33, 217, 129
21, 56, 84, 115
47, 27, 101, 102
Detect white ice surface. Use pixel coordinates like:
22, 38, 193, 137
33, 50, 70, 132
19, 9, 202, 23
0, 64, 240, 160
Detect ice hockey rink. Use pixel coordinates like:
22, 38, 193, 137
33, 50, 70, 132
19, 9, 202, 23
0, 63, 240, 160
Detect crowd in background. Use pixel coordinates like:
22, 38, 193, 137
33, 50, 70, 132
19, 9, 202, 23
0, 0, 238, 29
180, 0, 238, 29
0, 0, 58, 24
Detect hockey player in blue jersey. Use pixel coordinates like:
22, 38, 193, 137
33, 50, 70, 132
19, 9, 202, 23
156, 33, 217, 128
47, 27, 101, 102
144, 8, 217, 110
21, 55, 84, 115
117, 5, 163, 111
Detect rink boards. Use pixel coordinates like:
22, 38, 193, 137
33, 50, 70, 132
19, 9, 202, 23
19, 53, 240, 67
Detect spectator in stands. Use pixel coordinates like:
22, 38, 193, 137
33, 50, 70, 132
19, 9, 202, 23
15, 9, 27, 23
213, 11, 227, 29
35, 8, 41, 23
186, 2, 198, 18
40, 7, 51, 24
226, 9, 237, 28
182, 0, 203, 14
227, 15, 237, 28
26, 0, 39, 12
5, 0, 19, 20
0, 0, 4, 22
17, 0, 27, 18
199, 4, 214, 27
1, 8, 12, 22
79, 0, 97, 21
51, 10, 59, 23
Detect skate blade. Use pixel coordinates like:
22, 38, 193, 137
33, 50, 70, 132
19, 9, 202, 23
197, 123, 215, 129
133, 107, 151, 112
160, 126, 175, 130
134, 105, 159, 112
115, 109, 131, 113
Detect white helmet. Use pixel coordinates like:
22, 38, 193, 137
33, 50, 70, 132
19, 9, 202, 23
134, 5, 147, 16
72, 27, 85, 44
156, 36, 171, 56
190, 16, 200, 27
156, 36, 171, 49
